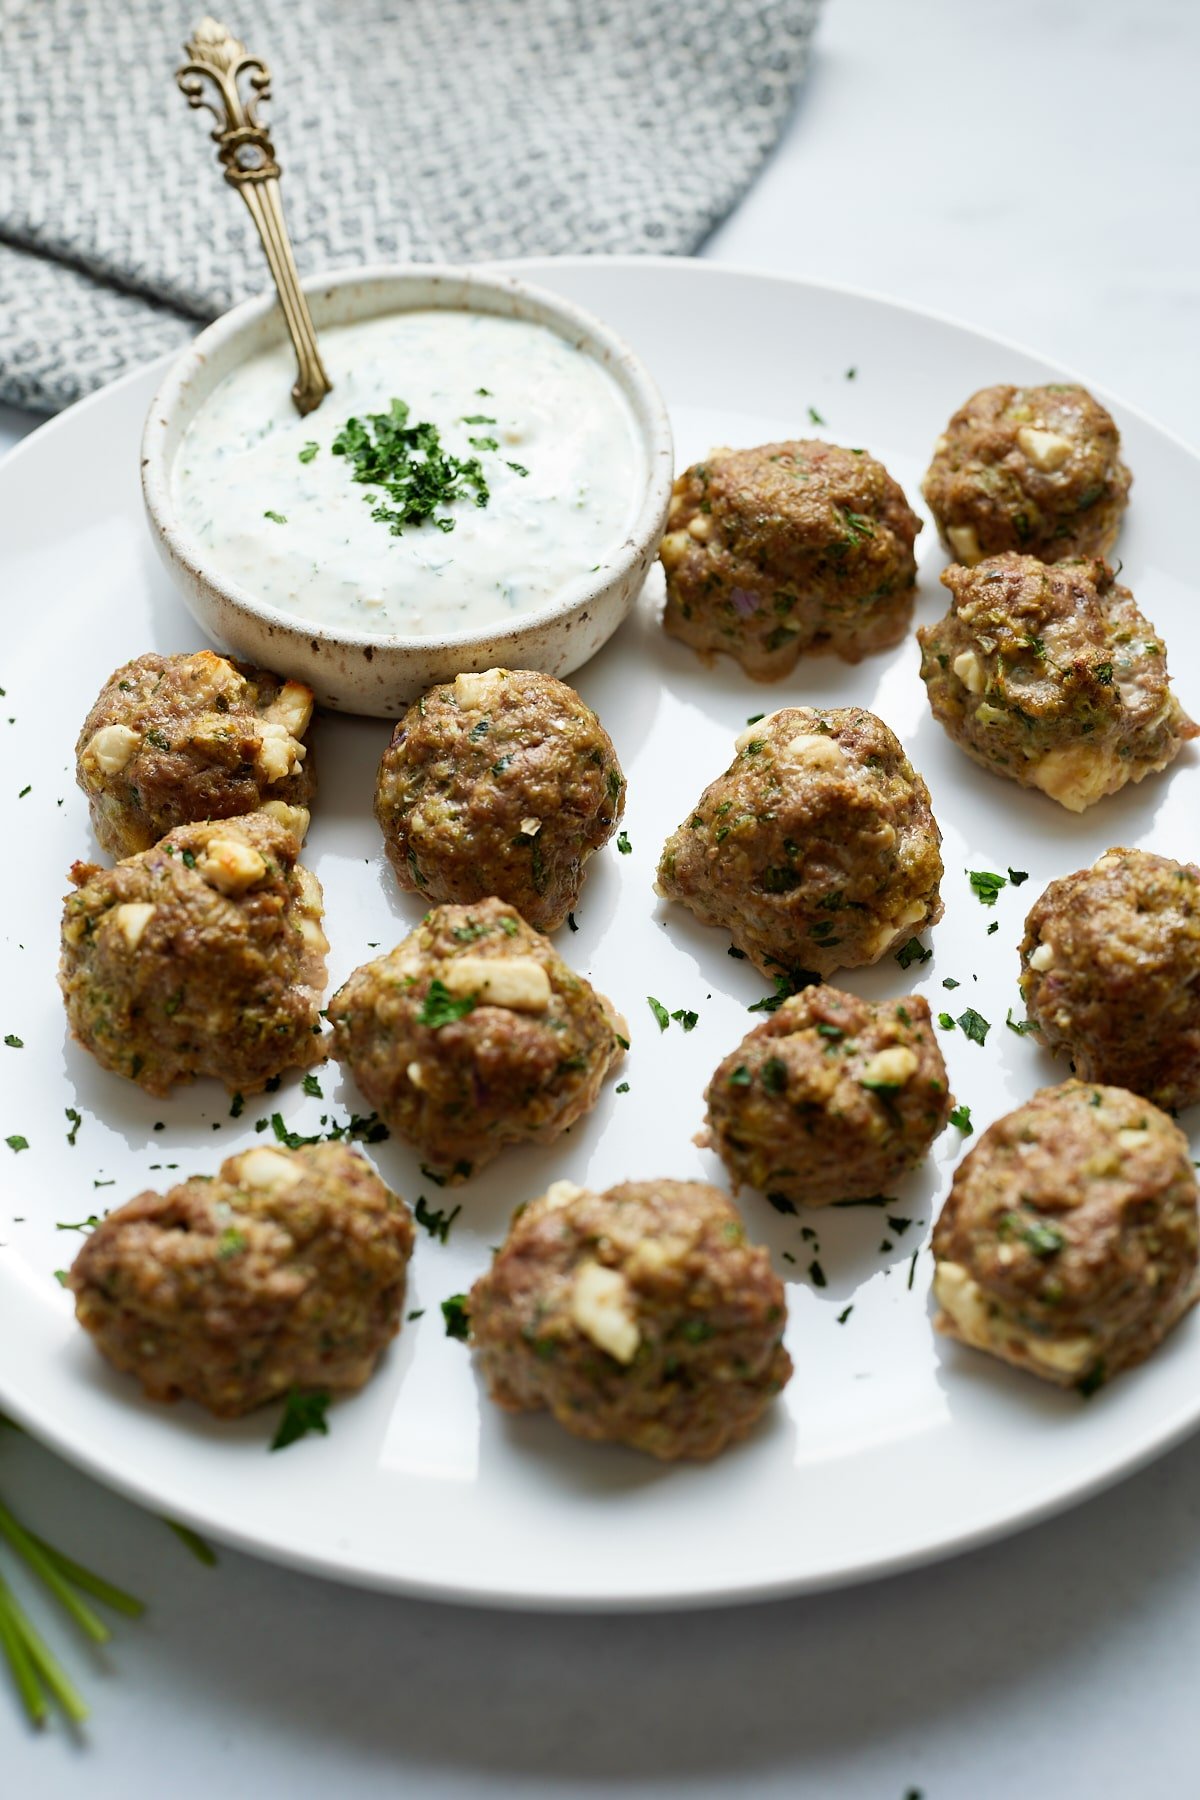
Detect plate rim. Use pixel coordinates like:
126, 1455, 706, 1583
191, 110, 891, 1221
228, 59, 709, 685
4, 252, 1200, 1612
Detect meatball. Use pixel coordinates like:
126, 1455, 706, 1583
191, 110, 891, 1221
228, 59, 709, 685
327, 897, 624, 1184
1020, 848, 1200, 1111
918, 554, 1195, 811
657, 706, 943, 979
59, 812, 328, 1095
931, 1082, 1198, 1391
76, 650, 316, 858
703, 987, 952, 1207
68, 1142, 414, 1416
921, 383, 1131, 566
659, 440, 922, 679
468, 1177, 792, 1460
374, 668, 624, 932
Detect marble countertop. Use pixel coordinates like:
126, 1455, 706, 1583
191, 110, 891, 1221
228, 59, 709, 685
5, 2, 1198, 1793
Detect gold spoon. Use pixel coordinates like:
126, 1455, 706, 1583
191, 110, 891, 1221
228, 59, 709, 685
176, 17, 332, 416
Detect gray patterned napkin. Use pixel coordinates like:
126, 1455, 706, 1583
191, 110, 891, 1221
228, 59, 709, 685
0, 0, 819, 413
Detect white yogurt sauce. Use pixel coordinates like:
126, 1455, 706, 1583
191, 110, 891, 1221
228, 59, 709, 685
174, 310, 644, 637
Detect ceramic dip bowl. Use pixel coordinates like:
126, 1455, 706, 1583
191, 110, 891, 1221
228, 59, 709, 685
141, 265, 674, 716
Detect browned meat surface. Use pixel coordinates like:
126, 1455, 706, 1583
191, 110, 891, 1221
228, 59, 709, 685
1020, 848, 1200, 1110
68, 1142, 413, 1416
76, 650, 316, 858
918, 554, 1195, 811
922, 383, 1131, 566
703, 986, 952, 1206
469, 1177, 792, 1460
932, 1081, 1198, 1391
59, 811, 327, 1096
375, 667, 624, 932
660, 440, 921, 679
656, 706, 943, 979
328, 897, 625, 1184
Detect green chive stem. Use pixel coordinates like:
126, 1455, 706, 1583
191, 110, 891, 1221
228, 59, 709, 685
0, 1499, 110, 1644
0, 1579, 47, 1725
28, 1535, 145, 1619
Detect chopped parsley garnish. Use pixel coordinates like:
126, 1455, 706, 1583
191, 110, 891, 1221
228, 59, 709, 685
728, 1065, 752, 1087
567, 912, 579, 932
420, 1160, 472, 1187
5, 1135, 28, 1153
647, 996, 670, 1031
4, 1034, 22, 1049
270, 1389, 331, 1451
217, 1227, 247, 1259
808, 1259, 827, 1288
263, 510, 287, 525
1006, 1009, 1038, 1036
1093, 661, 1114, 685
844, 367, 857, 381
414, 1195, 462, 1244
766, 1191, 797, 1215
807, 405, 826, 426
761, 1057, 788, 1094
331, 398, 493, 535
269, 1110, 388, 1150
942, 978, 960, 990
441, 1294, 470, 1341
55, 1215, 100, 1234
748, 973, 799, 1015
839, 509, 876, 543
229, 1092, 245, 1119
301, 1073, 323, 1099
956, 1008, 991, 1045
745, 713, 765, 725
506, 461, 529, 478
670, 1009, 699, 1032
1008, 868, 1029, 886
460, 413, 496, 425
617, 830, 632, 855
419, 979, 477, 1029
298, 441, 318, 463
1022, 1219, 1065, 1257
407, 1309, 425, 1321
894, 937, 932, 970
967, 869, 1006, 906
837, 1304, 853, 1324
907, 1251, 919, 1290
64, 1108, 82, 1146
469, 435, 499, 452
949, 1103, 973, 1134
615, 1081, 630, 1094
937, 1012, 955, 1030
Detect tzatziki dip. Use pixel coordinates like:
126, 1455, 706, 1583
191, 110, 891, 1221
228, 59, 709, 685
173, 310, 644, 638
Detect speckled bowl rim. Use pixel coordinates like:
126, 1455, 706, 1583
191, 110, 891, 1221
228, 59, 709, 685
141, 262, 674, 653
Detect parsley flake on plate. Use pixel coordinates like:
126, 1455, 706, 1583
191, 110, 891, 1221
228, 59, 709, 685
270, 1389, 331, 1452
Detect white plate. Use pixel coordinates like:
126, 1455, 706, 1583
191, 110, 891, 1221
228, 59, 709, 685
3, 258, 1199, 1611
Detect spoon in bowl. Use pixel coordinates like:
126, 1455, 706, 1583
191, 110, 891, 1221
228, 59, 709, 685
176, 17, 332, 416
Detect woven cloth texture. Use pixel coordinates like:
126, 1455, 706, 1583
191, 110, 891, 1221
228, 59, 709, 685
0, 0, 820, 412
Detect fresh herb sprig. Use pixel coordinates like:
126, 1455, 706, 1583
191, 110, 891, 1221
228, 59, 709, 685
0, 1458, 145, 1727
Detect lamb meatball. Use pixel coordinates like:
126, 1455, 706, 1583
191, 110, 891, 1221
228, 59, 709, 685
660, 441, 922, 678
468, 1177, 792, 1460
76, 650, 316, 858
918, 554, 1195, 812
704, 987, 952, 1207
375, 668, 624, 932
327, 897, 624, 1183
59, 812, 328, 1095
921, 383, 1131, 566
68, 1142, 414, 1416
1020, 848, 1200, 1111
657, 706, 943, 979
931, 1082, 1198, 1391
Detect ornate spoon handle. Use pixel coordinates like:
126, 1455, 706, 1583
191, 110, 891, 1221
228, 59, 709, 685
176, 17, 332, 416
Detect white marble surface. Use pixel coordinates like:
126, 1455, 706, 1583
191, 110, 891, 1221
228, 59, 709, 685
5, 0, 1199, 1791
